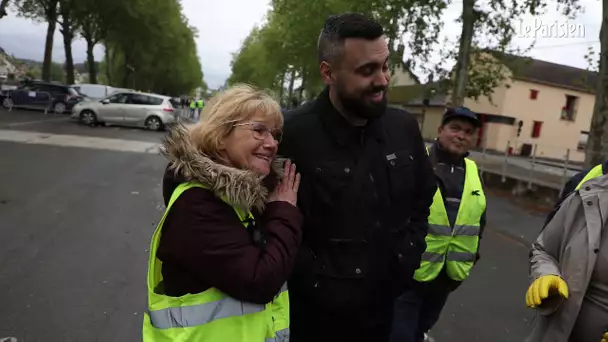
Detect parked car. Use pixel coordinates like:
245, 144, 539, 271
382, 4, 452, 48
70, 91, 179, 131
71, 83, 115, 100
2, 81, 87, 113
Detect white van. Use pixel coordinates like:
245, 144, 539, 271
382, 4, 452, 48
71, 84, 114, 100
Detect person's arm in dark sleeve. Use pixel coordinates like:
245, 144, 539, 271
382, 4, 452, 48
276, 119, 317, 294
474, 170, 487, 263
479, 170, 487, 240
162, 189, 303, 304
409, 120, 437, 250
543, 170, 586, 227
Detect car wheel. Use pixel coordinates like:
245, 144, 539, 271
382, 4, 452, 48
145, 116, 163, 131
53, 102, 66, 114
80, 110, 97, 126
2, 98, 13, 109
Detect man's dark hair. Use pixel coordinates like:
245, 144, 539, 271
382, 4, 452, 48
317, 13, 384, 64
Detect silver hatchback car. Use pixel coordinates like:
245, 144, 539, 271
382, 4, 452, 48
71, 91, 179, 131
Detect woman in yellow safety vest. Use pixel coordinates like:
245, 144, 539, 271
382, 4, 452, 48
143, 84, 303, 341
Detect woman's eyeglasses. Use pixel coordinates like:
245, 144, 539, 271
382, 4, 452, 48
233, 122, 283, 143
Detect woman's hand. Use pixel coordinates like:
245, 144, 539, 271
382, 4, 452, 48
525, 274, 569, 308
268, 159, 300, 206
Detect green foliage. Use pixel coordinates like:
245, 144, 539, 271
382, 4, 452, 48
227, 0, 582, 104
584, 46, 600, 72
228, 0, 449, 100
429, 0, 582, 105
50, 61, 65, 82
94, 0, 203, 95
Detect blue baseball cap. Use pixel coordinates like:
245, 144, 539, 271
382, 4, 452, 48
442, 106, 480, 127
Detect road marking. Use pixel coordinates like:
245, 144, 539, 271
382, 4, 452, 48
2, 117, 70, 128
0, 129, 162, 154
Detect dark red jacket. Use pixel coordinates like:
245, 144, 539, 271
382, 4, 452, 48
156, 124, 303, 304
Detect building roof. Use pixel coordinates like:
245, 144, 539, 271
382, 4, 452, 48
490, 51, 597, 93
388, 80, 448, 106
398, 60, 420, 84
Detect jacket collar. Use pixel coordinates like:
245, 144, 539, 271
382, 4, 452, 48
313, 87, 385, 147
160, 123, 284, 212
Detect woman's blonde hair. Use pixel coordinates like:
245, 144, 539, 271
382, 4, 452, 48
189, 84, 283, 160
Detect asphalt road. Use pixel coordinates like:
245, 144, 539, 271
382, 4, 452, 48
0, 108, 547, 341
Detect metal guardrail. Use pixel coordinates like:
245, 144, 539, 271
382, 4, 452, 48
2, 90, 54, 114
471, 140, 605, 191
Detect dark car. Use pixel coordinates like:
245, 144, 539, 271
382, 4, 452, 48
3, 81, 87, 113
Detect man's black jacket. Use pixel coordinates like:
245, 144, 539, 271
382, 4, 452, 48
278, 88, 436, 316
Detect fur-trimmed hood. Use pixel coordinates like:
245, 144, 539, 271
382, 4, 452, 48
160, 123, 284, 212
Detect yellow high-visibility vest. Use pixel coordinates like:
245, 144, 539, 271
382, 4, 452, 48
143, 182, 290, 341
414, 157, 486, 282
575, 164, 603, 190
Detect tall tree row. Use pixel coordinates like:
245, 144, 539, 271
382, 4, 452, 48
227, 0, 580, 107
9, 0, 204, 95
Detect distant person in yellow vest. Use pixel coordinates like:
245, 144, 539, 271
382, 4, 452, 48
143, 84, 303, 341
194, 98, 204, 120
391, 107, 487, 342
189, 98, 196, 118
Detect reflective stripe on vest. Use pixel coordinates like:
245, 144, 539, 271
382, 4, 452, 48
414, 157, 486, 282
143, 182, 290, 341
575, 164, 603, 190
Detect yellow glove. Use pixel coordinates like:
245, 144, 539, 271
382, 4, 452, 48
525, 275, 569, 308
601, 331, 608, 342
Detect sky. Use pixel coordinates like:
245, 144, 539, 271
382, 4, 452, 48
0, 0, 602, 89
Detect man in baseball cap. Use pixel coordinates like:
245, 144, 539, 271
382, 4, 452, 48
391, 106, 486, 342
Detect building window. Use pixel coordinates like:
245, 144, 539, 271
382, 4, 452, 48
530, 89, 539, 100
561, 95, 578, 121
531, 121, 543, 138
578, 131, 589, 151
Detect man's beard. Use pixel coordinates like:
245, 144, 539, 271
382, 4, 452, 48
337, 86, 388, 119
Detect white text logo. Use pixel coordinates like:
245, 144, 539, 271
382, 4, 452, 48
518, 18, 586, 39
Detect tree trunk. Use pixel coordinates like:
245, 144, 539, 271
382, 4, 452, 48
86, 39, 97, 84
298, 71, 306, 102
287, 68, 295, 103
104, 43, 112, 84
42, 0, 58, 82
0, 0, 9, 20
278, 71, 285, 105
122, 48, 133, 88
61, 27, 75, 84
451, 0, 475, 107
584, 0, 608, 168
59, 0, 74, 84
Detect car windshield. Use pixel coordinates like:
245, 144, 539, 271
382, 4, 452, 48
169, 99, 181, 108
69, 87, 84, 96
